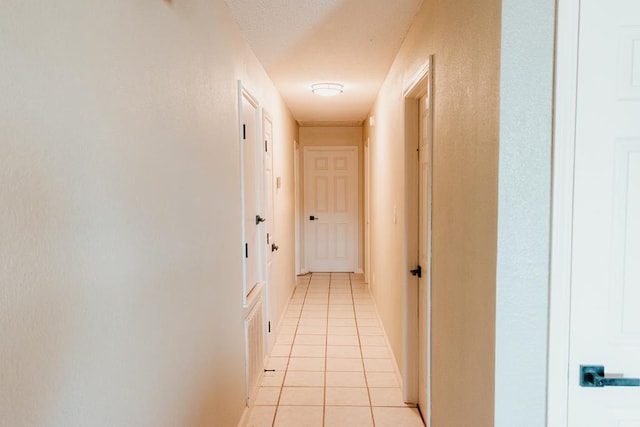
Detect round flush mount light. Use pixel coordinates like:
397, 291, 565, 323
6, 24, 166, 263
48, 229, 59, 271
311, 83, 344, 97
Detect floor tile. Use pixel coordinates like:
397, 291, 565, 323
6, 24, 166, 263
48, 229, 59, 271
330, 304, 354, 312
294, 334, 326, 345
261, 371, 285, 387
245, 405, 276, 427
276, 334, 295, 345
327, 335, 360, 346
247, 273, 418, 425
328, 326, 358, 336
297, 325, 328, 334
328, 311, 355, 319
328, 318, 357, 327
287, 357, 325, 371
284, 371, 324, 387
254, 387, 281, 405
357, 326, 384, 336
372, 407, 424, 427
325, 371, 366, 387
280, 317, 299, 326
324, 406, 373, 427
360, 345, 389, 359
359, 335, 386, 346
363, 358, 394, 372
355, 311, 377, 319
327, 345, 361, 358
365, 372, 399, 387
291, 344, 326, 358
271, 344, 292, 357
278, 325, 298, 336
266, 357, 289, 371
326, 357, 364, 372
325, 387, 370, 406
279, 387, 324, 406
298, 318, 327, 326
368, 387, 416, 407
274, 406, 323, 427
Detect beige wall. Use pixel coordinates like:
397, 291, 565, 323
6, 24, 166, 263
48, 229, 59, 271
365, 0, 500, 425
299, 127, 364, 273
0, 1, 297, 426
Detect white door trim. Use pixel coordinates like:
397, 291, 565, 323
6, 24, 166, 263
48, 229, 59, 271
547, 0, 579, 424
294, 140, 304, 275
365, 137, 371, 283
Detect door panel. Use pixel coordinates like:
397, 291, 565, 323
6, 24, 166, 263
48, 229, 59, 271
263, 113, 275, 350
568, 0, 640, 424
303, 147, 357, 272
242, 92, 261, 297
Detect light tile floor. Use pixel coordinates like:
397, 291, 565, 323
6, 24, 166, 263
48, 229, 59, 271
245, 273, 425, 427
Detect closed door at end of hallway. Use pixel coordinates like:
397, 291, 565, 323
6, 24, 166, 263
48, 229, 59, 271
303, 147, 358, 272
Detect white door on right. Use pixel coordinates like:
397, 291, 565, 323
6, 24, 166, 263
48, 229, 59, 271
569, 0, 640, 424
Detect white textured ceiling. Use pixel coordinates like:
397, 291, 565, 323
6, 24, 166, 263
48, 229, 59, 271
224, 0, 423, 124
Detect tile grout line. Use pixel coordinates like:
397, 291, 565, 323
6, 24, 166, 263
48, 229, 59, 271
350, 273, 377, 427
323, 272, 330, 427
271, 273, 311, 427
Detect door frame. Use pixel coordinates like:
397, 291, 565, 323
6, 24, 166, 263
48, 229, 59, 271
302, 145, 359, 273
294, 140, 304, 275
365, 137, 371, 284
402, 57, 433, 417
547, 0, 579, 424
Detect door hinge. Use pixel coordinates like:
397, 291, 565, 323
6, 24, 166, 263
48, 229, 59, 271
410, 265, 422, 278
265, 140, 268, 152
267, 233, 270, 244
268, 321, 271, 333
242, 124, 246, 140
245, 243, 248, 258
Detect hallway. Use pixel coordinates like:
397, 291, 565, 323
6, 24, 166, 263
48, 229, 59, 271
245, 273, 424, 427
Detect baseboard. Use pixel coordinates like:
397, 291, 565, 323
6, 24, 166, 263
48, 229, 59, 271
237, 405, 250, 427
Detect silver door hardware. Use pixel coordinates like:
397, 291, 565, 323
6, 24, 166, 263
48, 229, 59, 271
580, 365, 640, 387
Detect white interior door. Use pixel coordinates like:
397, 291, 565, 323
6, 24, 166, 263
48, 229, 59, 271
263, 112, 276, 350
241, 90, 263, 298
568, 0, 640, 424
418, 89, 433, 423
303, 147, 357, 272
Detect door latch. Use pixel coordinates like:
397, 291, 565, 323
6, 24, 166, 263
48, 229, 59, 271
580, 365, 640, 387
410, 265, 422, 278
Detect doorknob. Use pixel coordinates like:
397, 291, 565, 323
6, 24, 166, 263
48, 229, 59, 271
309, 215, 319, 221
271, 243, 279, 252
580, 365, 640, 387
410, 265, 422, 278
256, 215, 266, 225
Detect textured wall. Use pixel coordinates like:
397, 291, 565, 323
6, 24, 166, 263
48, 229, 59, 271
495, 0, 555, 425
365, 0, 501, 424
0, 1, 296, 426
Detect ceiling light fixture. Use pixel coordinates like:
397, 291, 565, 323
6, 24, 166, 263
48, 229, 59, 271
311, 83, 344, 97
